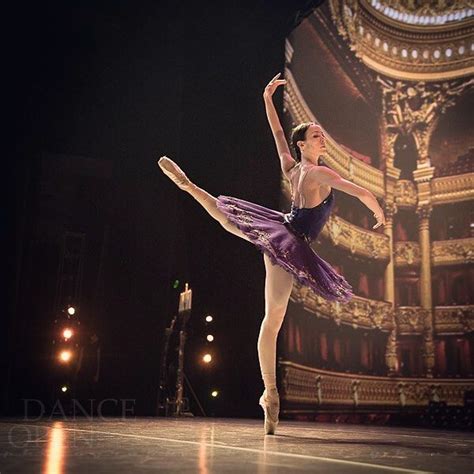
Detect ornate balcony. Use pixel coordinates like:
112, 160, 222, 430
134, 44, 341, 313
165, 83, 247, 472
396, 306, 425, 334
434, 305, 474, 335
432, 238, 474, 266
394, 241, 420, 267
321, 215, 390, 260
284, 69, 385, 197
431, 172, 474, 205
280, 361, 474, 408
291, 283, 393, 331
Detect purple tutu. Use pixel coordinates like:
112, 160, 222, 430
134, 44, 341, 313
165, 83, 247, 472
216, 193, 354, 303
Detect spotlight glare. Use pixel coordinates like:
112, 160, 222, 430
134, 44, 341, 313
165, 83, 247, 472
61, 386, 68, 393
206, 334, 214, 342
203, 353, 212, 363
205, 315, 213, 323
67, 307, 76, 316
211, 390, 218, 397
63, 328, 73, 339
59, 350, 72, 363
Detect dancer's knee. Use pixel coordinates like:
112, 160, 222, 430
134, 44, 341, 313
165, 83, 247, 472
262, 308, 286, 333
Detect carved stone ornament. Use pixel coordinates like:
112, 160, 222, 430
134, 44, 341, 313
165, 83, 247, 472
394, 180, 416, 207
432, 238, 474, 266
394, 241, 420, 266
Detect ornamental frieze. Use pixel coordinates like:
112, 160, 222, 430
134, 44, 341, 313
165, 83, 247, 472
322, 215, 390, 260
434, 306, 474, 334
329, 0, 474, 81
394, 241, 420, 266
394, 180, 417, 207
396, 306, 426, 334
280, 362, 474, 407
431, 173, 474, 205
432, 238, 474, 266
290, 283, 393, 331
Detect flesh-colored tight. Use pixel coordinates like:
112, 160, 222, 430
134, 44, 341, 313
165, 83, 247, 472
185, 183, 294, 392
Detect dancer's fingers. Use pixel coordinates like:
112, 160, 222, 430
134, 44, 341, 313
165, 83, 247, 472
269, 72, 281, 83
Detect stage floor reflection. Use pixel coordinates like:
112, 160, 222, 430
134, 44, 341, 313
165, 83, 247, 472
1, 417, 473, 473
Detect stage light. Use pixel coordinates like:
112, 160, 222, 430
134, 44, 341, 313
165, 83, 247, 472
63, 329, 73, 340
67, 307, 76, 316
205, 315, 213, 323
211, 390, 218, 397
61, 386, 68, 393
203, 353, 212, 363
59, 350, 72, 363
206, 334, 214, 342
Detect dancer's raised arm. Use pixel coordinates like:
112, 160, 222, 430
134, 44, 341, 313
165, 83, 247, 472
310, 166, 386, 229
263, 73, 296, 174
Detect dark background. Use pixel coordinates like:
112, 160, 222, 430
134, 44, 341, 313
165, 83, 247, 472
5, 1, 324, 417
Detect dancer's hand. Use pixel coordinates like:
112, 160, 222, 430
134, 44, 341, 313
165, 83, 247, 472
263, 73, 287, 100
372, 209, 386, 229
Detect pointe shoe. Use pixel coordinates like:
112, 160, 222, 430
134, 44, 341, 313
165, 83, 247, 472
157, 156, 192, 191
259, 389, 280, 435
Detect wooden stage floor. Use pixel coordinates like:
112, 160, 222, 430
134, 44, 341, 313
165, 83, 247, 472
1, 417, 472, 473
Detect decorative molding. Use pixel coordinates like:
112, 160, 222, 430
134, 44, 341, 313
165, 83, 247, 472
280, 361, 474, 408
394, 241, 420, 266
432, 238, 474, 266
330, 0, 474, 81
394, 179, 417, 207
431, 172, 474, 205
434, 305, 474, 334
291, 283, 393, 331
396, 306, 426, 334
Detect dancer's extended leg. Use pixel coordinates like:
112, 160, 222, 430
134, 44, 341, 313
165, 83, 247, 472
258, 253, 293, 434
158, 156, 251, 242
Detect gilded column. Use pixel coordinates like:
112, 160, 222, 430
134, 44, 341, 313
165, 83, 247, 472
383, 201, 397, 304
417, 204, 433, 309
416, 203, 435, 376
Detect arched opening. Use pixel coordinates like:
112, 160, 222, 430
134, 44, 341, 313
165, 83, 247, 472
393, 134, 417, 180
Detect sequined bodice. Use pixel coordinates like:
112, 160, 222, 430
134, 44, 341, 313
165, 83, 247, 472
284, 189, 334, 242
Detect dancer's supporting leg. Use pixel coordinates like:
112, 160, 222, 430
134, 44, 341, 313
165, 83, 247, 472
258, 253, 293, 433
158, 156, 252, 242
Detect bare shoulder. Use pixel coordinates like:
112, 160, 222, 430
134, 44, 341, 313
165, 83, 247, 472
307, 165, 341, 185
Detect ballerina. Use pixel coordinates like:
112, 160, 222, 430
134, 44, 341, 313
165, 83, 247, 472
157, 72, 386, 435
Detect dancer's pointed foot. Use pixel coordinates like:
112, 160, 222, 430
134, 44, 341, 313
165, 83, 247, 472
157, 156, 192, 191
259, 388, 280, 435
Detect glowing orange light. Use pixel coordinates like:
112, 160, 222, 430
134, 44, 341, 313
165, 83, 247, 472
59, 350, 72, 363
63, 328, 73, 339
203, 354, 212, 363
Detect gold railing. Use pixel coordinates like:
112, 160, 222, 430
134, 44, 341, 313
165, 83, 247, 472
431, 173, 474, 205
280, 361, 474, 408
396, 306, 426, 334
291, 284, 393, 331
284, 69, 385, 197
434, 305, 474, 334
432, 238, 474, 266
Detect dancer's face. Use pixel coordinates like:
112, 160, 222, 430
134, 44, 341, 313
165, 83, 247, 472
298, 124, 326, 162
